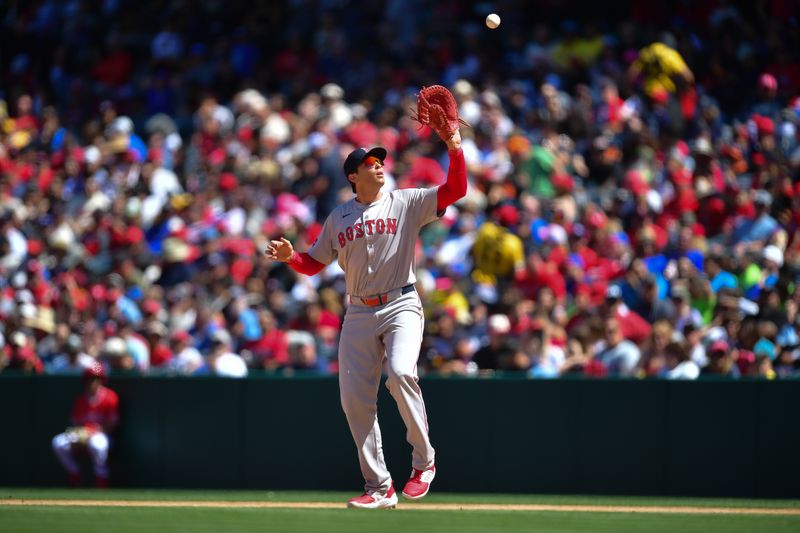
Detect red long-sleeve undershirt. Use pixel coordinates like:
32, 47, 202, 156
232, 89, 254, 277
286, 249, 326, 276
437, 148, 468, 212
287, 148, 467, 277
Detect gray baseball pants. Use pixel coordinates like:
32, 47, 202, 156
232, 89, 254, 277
338, 290, 435, 493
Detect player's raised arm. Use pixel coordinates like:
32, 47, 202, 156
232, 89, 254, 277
264, 237, 326, 276
437, 130, 467, 212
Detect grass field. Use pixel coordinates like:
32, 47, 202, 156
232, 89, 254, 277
1, 488, 798, 533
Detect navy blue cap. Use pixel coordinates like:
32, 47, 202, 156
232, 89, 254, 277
343, 146, 387, 176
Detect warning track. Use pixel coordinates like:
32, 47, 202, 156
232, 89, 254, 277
1, 499, 799, 515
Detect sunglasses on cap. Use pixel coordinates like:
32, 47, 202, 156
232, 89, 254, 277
361, 156, 383, 168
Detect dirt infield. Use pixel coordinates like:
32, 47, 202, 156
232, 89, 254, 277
2, 499, 799, 515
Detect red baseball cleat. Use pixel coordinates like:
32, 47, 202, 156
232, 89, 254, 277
402, 465, 435, 500
94, 476, 109, 489
67, 472, 81, 488
347, 485, 398, 509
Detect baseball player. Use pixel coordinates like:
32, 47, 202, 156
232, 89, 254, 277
52, 362, 120, 488
266, 126, 466, 509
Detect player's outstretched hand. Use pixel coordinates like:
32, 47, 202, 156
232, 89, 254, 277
264, 237, 294, 262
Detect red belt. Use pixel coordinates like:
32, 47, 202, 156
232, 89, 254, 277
352, 284, 415, 307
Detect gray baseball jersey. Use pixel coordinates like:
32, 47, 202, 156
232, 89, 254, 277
308, 186, 440, 494
308, 187, 440, 297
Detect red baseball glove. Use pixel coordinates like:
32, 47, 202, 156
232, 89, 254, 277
412, 85, 469, 141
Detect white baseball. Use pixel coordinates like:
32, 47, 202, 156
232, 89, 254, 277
486, 13, 500, 29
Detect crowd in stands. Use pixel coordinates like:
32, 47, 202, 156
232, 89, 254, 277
1, 0, 799, 379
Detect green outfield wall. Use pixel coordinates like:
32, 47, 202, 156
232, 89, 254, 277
1, 375, 798, 497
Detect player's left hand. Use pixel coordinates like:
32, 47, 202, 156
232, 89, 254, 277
264, 237, 294, 262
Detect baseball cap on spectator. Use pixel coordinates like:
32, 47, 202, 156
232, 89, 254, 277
22, 306, 56, 334
552, 173, 574, 192
170, 193, 193, 211
751, 191, 771, 210
777, 325, 799, 348
146, 320, 168, 337
103, 337, 127, 357
475, 283, 498, 304
606, 284, 622, 301
645, 190, 663, 213
9, 131, 32, 151
84, 145, 101, 166
172, 330, 192, 344
692, 138, 713, 157
763, 245, 783, 267
11, 271, 27, 289
108, 116, 134, 136
758, 73, 778, 92
10, 331, 27, 348
695, 177, 713, 198
670, 285, 690, 301
753, 338, 777, 360
126, 225, 145, 244
624, 170, 649, 195
218, 173, 238, 191
650, 87, 669, 105
162, 237, 200, 263
210, 328, 232, 346
308, 131, 328, 151
142, 299, 161, 315
66, 334, 82, 352
343, 147, 387, 176
586, 210, 607, 230
753, 115, 775, 136
435, 277, 453, 291
570, 223, 587, 239
709, 339, 729, 354
495, 204, 519, 227
488, 314, 511, 334
26, 239, 43, 256
320, 83, 344, 100
507, 135, 531, 156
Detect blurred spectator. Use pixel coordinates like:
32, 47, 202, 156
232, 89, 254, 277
594, 317, 641, 377
47, 334, 94, 374
604, 285, 652, 345
471, 203, 525, 285
202, 329, 248, 378
663, 342, 700, 380
241, 309, 289, 370
168, 330, 203, 375
627, 36, 694, 102
473, 314, 517, 371
702, 340, 741, 378
285, 330, 328, 374
639, 320, 674, 377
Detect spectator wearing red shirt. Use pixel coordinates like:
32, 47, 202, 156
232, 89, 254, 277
241, 309, 290, 370
605, 285, 652, 345
51, 363, 120, 487
145, 320, 174, 368
288, 301, 341, 334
